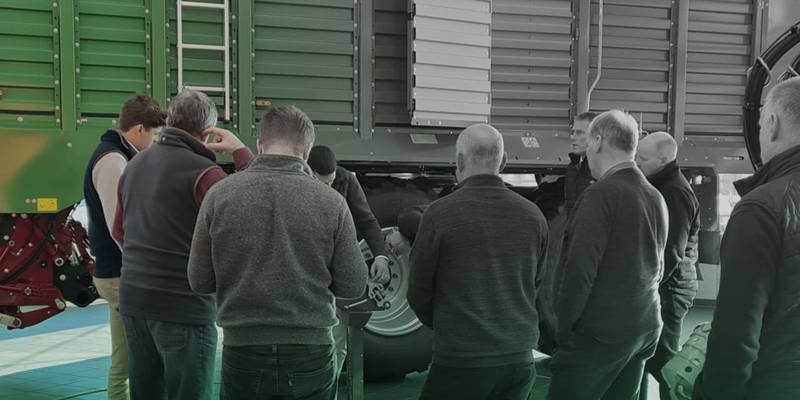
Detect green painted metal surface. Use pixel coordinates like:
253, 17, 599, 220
0, 0, 762, 214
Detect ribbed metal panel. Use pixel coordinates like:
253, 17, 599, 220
78, 0, 150, 116
490, 0, 573, 133
250, 0, 356, 125
684, 0, 753, 136
409, 0, 492, 127
588, 0, 672, 131
0, 1, 58, 117
374, 0, 410, 125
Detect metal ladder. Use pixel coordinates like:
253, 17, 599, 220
176, 0, 231, 121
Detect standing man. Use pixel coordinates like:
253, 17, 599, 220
538, 111, 600, 354
187, 106, 367, 400
112, 90, 253, 400
565, 111, 598, 215
548, 110, 667, 400
408, 124, 549, 400
636, 131, 700, 399
83, 93, 166, 400
306, 145, 390, 381
693, 77, 800, 400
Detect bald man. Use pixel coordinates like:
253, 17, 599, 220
407, 124, 549, 400
693, 77, 800, 400
636, 132, 700, 400
548, 111, 667, 400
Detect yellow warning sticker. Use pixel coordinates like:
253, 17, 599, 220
37, 198, 58, 212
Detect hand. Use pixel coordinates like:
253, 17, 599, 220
370, 256, 391, 285
204, 127, 246, 154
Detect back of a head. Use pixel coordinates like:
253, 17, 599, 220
643, 131, 678, 162
576, 111, 599, 123
765, 76, 800, 138
168, 90, 218, 137
456, 124, 505, 173
307, 145, 337, 175
589, 110, 639, 154
259, 106, 315, 156
119, 93, 167, 132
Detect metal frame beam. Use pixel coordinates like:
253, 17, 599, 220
671, 0, 689, 145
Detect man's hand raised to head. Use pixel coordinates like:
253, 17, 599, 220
205, 127, 246, 154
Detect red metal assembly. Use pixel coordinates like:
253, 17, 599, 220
0, 207, 98, 329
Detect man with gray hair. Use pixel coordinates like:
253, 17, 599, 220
112, 90, 253, 400
693, 77, 800, 400
187, 106, 367, 400
548, 110, 667, 400
408, 124, 549, 400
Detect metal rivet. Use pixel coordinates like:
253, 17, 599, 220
145, 8, 150, 14
66, 142, 73, 148
53, 28, 58, 33
146, 59, 151, 64
56, 119, 61, 124
74, 42, 79, 47
55, 106, 60, 111
25, 199, 31, 204
54, 54, 59, 59
17, 116, 24, 123
76, 94, 81, 99
75, 68, 80, 73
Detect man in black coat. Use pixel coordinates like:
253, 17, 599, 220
692, 76, 800, 400
548, 110, 667, 400
636, 131, 700, 399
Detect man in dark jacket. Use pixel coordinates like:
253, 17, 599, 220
548, 110, 667, 400
636, 131, 700, 399
408, 124, 549, 400
692, 77, 800, 400
565, 111, 598, 215
307, 145, 390, 382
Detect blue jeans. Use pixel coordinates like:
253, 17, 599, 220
121, 314, 217, 400
221, 344, 337, 400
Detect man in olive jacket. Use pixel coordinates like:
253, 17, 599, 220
693, 77, 800, 400
636, 131, 700, 399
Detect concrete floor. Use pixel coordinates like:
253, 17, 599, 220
0, 303, 714, 400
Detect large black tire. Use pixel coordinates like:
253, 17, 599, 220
357, 177, 439, 382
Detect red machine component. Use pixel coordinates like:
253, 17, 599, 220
0, 207, 98, 329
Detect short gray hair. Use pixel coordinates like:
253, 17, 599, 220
589, 110, 639, 153
455, 124, 504, 172
765, 76, 800, 133
259, 106, 315, 155
168, 90, 218, 137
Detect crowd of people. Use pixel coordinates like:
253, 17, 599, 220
83, 77, 800, 400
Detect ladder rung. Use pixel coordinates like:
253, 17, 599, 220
182, 1, 225, 10
184, 85, 226, 93
182, 44, 225, 51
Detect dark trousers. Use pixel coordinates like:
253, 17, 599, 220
221, 344, 337, 400
418, 362, 536, 400
642, 288, 695, 400
547, 329, 660, 400
121, 314, 217, 400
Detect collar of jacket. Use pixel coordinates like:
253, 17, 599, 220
454, 174, 507, 190
101, 129, 138, 157
647, 160, 680, 188
568, 152, 584, 165
734, 143, 800, 196
159, 127, 217, 162
247, 154, 313, 176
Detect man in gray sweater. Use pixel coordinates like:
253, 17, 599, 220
187, 106, 367, 400
408, 124, 549, 400
548, 110, 667, 400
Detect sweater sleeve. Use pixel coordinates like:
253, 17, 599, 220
344, 171, 390, 257
555, 188, 611, 342
187, 197, 217, 294
694, 203, 779, 400
92, 152, 127, 248
194, 147, 255, 205
407, 208, 439, 328
329, 204, 368, 299
661, 187, 696, 283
